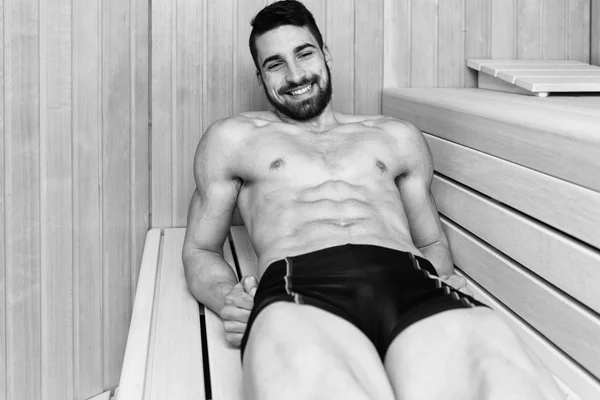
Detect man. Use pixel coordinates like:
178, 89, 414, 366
183, 1, 564, 399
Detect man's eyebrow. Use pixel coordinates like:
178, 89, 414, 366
261, 43, 318, 68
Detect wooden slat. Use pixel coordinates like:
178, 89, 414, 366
354, 0, 383, 113
73, 0, 104, 396
491, 0, 517, 58
481, 63, 597, 77
542, 0, 568, 59
466, 59, 581, 70
40, 0, 74, 397
145, 229, 205, 400
174, 0, 203, 227
383, 0, 410, 88
516, 0, 542, 59
151, 0, 173, 228
438, 0, 464, 87
464, 0, 491, 87
203, 237, 244, 400
230, 226, 260, 277
410, 0, 437, 87
432, 174, 600, 314
234, 0, 266, 113
327, 0, 355, 112
103, 0, 133, 387
382, 88, 600, 193
515, 76, 600, 92
567, 0, 591, 62
0, 0, 5, 394
442, 217, 600, 378
497, 69, 600, 83
454, 271, 599, 400
593, 0, 600, 66
426, 134, 600, 249
118, 229, 162, 400
5, 0, 42, 397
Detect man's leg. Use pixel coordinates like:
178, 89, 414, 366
384, 307, 565, 400
242, 302, 396, 400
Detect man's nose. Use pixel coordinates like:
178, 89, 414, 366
286, 62, 306, 84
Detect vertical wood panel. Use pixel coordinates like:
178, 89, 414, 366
151, 0, 173, 228
411, 0, 438, 87
204, 0, 234, 131
464, 0, 491, 87
0, 0, 5, 396
234, 0, 267, 114
542, 0, 567, 59
40, 0, 73, 398
354, 0, 383, 114
517, 0, 543, 59
102, 0, 132, 388
327, 0, 355, 112
593, 0, 600, 66
174, 0, 203, 227
73, 0, 103, 396
384, 0, 410, 88
491, 0, 517, 58
438, 0, 464, 87
567, 0, 591, 62
130, 0, 151, 302
5, 0, 41, 398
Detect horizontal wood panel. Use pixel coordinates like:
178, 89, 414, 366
442, 217, 600, 378
145, 229, 205, 400
431, 174, 600, 314
454, 270, 600, 400
382, 88, 600, 193
425, 134, 600, 248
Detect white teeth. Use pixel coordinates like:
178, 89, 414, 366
290, 84, 311, 96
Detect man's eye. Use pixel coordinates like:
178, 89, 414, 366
299, 52, 312, 58
268, 62, 282, 70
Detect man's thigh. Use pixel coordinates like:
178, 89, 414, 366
243, 302, 395, 400
383, 307, 564, 400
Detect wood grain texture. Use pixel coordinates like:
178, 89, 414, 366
102, 0, 132, 388
73, 0, 104, 396
464, 0, 491, 87
151, 0, 174, 228
491, 0, 517, 58
542, 0, 568, 59
593, 0, 600, 66
568, 0, 591, 62
130, 0, 151, 305
354, 0, 383, 114
40, 0, 73, 398
410, 0, 438, 87
5, 0, 42, 398
144, 229, 205, 400
0, 0, 5, 395
383, 0, 410, 88
432, 174, 600, 314
517, 0, 542, 59
327, 0, 355, 112
437, 0, 464, 87
443, 218, 600, 378
174, 0, 203, 227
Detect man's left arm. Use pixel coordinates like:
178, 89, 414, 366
393, 121, 454, 277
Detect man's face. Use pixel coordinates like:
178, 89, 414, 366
255, 25, 332, 121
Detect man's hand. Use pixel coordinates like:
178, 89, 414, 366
440, 274, 474, 297
219, 275, 258, 347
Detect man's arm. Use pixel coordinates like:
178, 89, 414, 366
182, 118, 243, 314
393, 121, 454, 277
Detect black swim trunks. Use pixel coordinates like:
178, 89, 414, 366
240, 243, 486, 361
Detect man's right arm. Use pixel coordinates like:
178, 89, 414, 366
182, 119, 243, 315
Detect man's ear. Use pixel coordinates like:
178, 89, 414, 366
256, 70, 265, 91
323, 44, 332, 70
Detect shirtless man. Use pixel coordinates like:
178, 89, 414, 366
182, 1, 564, 399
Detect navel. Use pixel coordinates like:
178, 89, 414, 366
269, 157, 285, 170
375, 159, 388, 173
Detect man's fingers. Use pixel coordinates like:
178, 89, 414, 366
221, 305, 251, 323
225, 332, 244, 347
242, 275, 258, 298
223, 320, 247, 334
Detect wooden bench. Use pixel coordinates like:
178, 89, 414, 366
118, 89, 600, 399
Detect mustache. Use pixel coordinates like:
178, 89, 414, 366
279, 77, 317, 95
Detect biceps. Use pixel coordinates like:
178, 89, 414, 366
399, 179, 444, 248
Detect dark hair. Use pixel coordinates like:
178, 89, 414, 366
249, 0, 324, 70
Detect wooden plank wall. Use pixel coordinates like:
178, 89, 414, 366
593, 0, 600, 66
151, 0, 593, 228
0, 0, 150, 399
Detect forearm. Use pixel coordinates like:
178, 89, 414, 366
183, 248, 239, 315
418, 240, 454, 277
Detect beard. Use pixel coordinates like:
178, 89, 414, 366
264, 63, 333, 121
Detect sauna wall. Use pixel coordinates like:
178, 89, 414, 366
593, 0, 600, 66
151, 0, 594, 228
0, 0, 150, 399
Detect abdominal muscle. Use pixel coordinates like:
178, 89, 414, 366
241, 180, 424, 277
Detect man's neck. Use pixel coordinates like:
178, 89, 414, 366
275, 104, 338, 133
